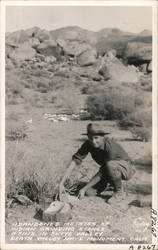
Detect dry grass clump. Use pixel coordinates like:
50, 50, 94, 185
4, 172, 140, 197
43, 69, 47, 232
6, 122, 28, 141
6, 142, 63, 202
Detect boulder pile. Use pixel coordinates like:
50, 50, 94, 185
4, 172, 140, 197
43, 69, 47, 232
99, 51, 141, 83
5, 26, 152, 74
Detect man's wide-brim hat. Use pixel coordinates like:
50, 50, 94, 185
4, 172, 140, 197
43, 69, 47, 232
81, 123, 110, 136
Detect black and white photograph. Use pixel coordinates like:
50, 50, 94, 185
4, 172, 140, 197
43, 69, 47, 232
0, 1, 157, 249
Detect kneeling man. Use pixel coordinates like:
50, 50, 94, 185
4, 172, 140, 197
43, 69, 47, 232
60, 123, 135, 204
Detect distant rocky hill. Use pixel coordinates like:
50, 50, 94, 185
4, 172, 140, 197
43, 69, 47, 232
6, 26, 152, 51
5, 26, 152, 74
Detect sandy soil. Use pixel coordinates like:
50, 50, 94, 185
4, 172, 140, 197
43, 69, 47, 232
5, 109, 152, 244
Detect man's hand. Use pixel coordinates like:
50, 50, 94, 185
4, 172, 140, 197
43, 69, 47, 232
59, 182, 66, 194
78, 188, 86, 199
58, 182, 66, 200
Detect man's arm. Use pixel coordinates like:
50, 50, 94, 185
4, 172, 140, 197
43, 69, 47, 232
79, 171, 102, 199
59, 160, 77, 200
60, 160, 77, 186
60, 140, 90, 198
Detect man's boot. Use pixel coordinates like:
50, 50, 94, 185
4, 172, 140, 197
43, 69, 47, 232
108, 176, 126, 204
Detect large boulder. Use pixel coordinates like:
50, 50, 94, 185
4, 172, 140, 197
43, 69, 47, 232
28, 37, 40, 48
6, 30, 29, 46
139, 63, 147, 73
147, 60, 152, 72
99, 54, 140, 83
77, 49, 97, 66
9, 44, 36, 61
19, 38, 40, 49
57, 39, 92, 56
123, 42, 152, 63
37, 40, 62, 58
34, 29, 51, 42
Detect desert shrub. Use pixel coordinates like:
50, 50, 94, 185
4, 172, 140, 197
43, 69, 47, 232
140, 74, 152, 92
49, 94, 57, 103
118, 108, 152, 141
30, 68, 50, 78
81, 82, 105, 95
130, 126, 151, 142
86, 88, 138, 120
54, 70, 70, 78
36, 79, 49, 89
21, 79, 31, 89
119, 108, 151, 128
55, 88, 82, 113
37, 87, 48, 93
48, 77, 65, 91
6, 124, 28, 141
24, 91, 44, 107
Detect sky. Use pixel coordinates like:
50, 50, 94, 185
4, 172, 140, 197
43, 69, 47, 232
6, 6, 152, 33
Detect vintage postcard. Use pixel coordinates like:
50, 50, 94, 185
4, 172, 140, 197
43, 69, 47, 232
0, 1, 158, 250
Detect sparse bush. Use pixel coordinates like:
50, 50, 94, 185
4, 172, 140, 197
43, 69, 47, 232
140, 74, 152, 92
49, 94, 57, 103
118, 108, 152, 141
130, 126, 151, 142
54, 70, 70, 78
56, 87, 82, 113
6, 124, 28, 141
24, 91, 43, 107
86, 88, 137, 120
81, 82, 104, 95
37, 87, 48, 93
48, 77, 65, 91
119, 108, 151, 128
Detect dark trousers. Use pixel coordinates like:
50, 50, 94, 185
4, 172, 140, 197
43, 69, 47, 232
85, 160, 136, 196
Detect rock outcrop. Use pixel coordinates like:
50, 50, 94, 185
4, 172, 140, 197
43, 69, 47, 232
37, 40, 62, 58
123, 42, 152, 64
34, 29, 51, 42
9, 44, 36, 61
147, 60, 152, 73
27, 38, 40, 48
57, 39, 92, 57
99, 53, 140, 83
139, 63, 148, 73
77, 49, 97, 66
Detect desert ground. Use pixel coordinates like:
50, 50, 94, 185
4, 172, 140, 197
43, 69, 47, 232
5, 112, 152, 244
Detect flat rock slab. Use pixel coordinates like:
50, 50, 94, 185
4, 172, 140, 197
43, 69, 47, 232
43, 201, 71, 222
